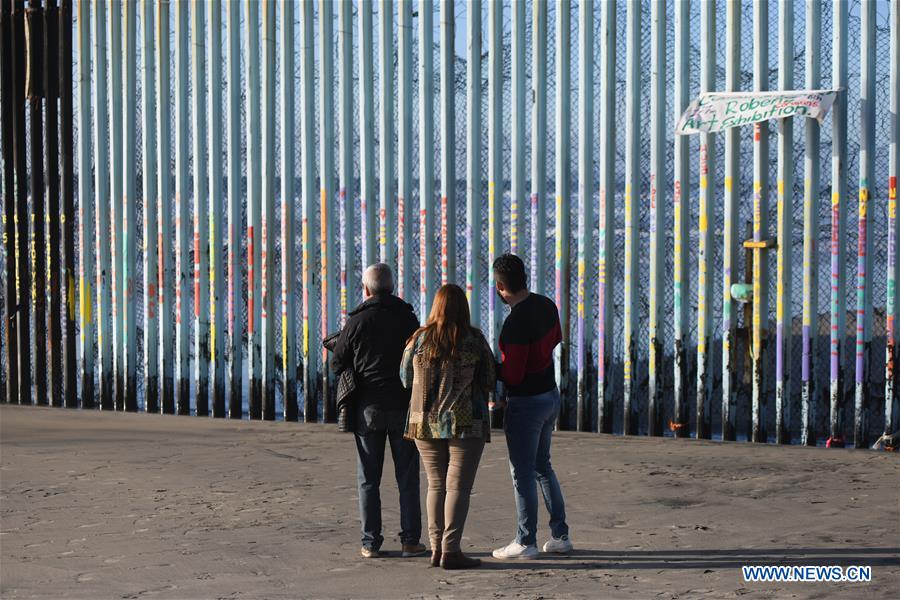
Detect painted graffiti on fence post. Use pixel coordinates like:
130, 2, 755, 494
623, 0, 640, 437
226, 0, 242, 418
775, 0, 794, 446
722, 0, 740, 442
260, 0, 275, 421
301, 0, 318, 423
597, 0, 615, 435
74, 0, 91, 408
886, 0, 900, 438
855, 0, 876, 448
672, 0, 689, 438
209, 0, 226, 418
800, 0, 822, 446
93, 0, 111, 411
696, 0, 715, 441
830, 0, 848, 444
575, 0, 592, 433
751, 0, 770, 444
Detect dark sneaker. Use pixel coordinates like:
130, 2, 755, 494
360, 547, 382, 559
401, 542, 428, 557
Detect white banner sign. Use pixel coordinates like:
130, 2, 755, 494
676, 89, 840, 135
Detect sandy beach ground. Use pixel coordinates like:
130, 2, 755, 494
1, 404, 897, 599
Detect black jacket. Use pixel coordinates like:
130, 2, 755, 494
330, 293, 420, 411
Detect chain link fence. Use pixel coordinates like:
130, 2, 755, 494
3, 0, 894, 442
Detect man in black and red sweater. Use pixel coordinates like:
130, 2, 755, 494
490, 254, 573, 561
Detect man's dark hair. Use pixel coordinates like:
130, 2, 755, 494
492, 253, 527, 293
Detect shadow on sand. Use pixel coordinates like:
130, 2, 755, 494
469, 547, 900, 571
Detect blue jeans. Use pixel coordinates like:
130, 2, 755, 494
354, 407, 422, 550
503, 388, 569, 546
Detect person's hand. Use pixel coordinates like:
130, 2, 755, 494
490, 397, 507, 410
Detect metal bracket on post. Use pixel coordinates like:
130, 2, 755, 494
742, 235, 777, 365
743, 238, 778, 250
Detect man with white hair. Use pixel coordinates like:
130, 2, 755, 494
331, 263, 425, 559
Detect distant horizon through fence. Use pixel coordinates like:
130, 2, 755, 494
0, 0, 897, 449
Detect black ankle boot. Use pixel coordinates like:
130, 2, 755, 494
440, 552, 481, 570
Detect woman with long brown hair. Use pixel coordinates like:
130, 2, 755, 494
400, 284, 496, 570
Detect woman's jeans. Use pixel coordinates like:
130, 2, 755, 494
503, 388, 569, 546
414, 437, 485, 553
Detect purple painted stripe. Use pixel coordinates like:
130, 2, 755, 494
855, 209, 868, 384
802, 324, 812, 382
598, 280, 606, 382
530, 192, 539, 279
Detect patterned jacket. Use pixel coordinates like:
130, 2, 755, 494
400, 329, 496, 441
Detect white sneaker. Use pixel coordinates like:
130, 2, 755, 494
542, 535, 573, 554
492, 541, 539, 560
